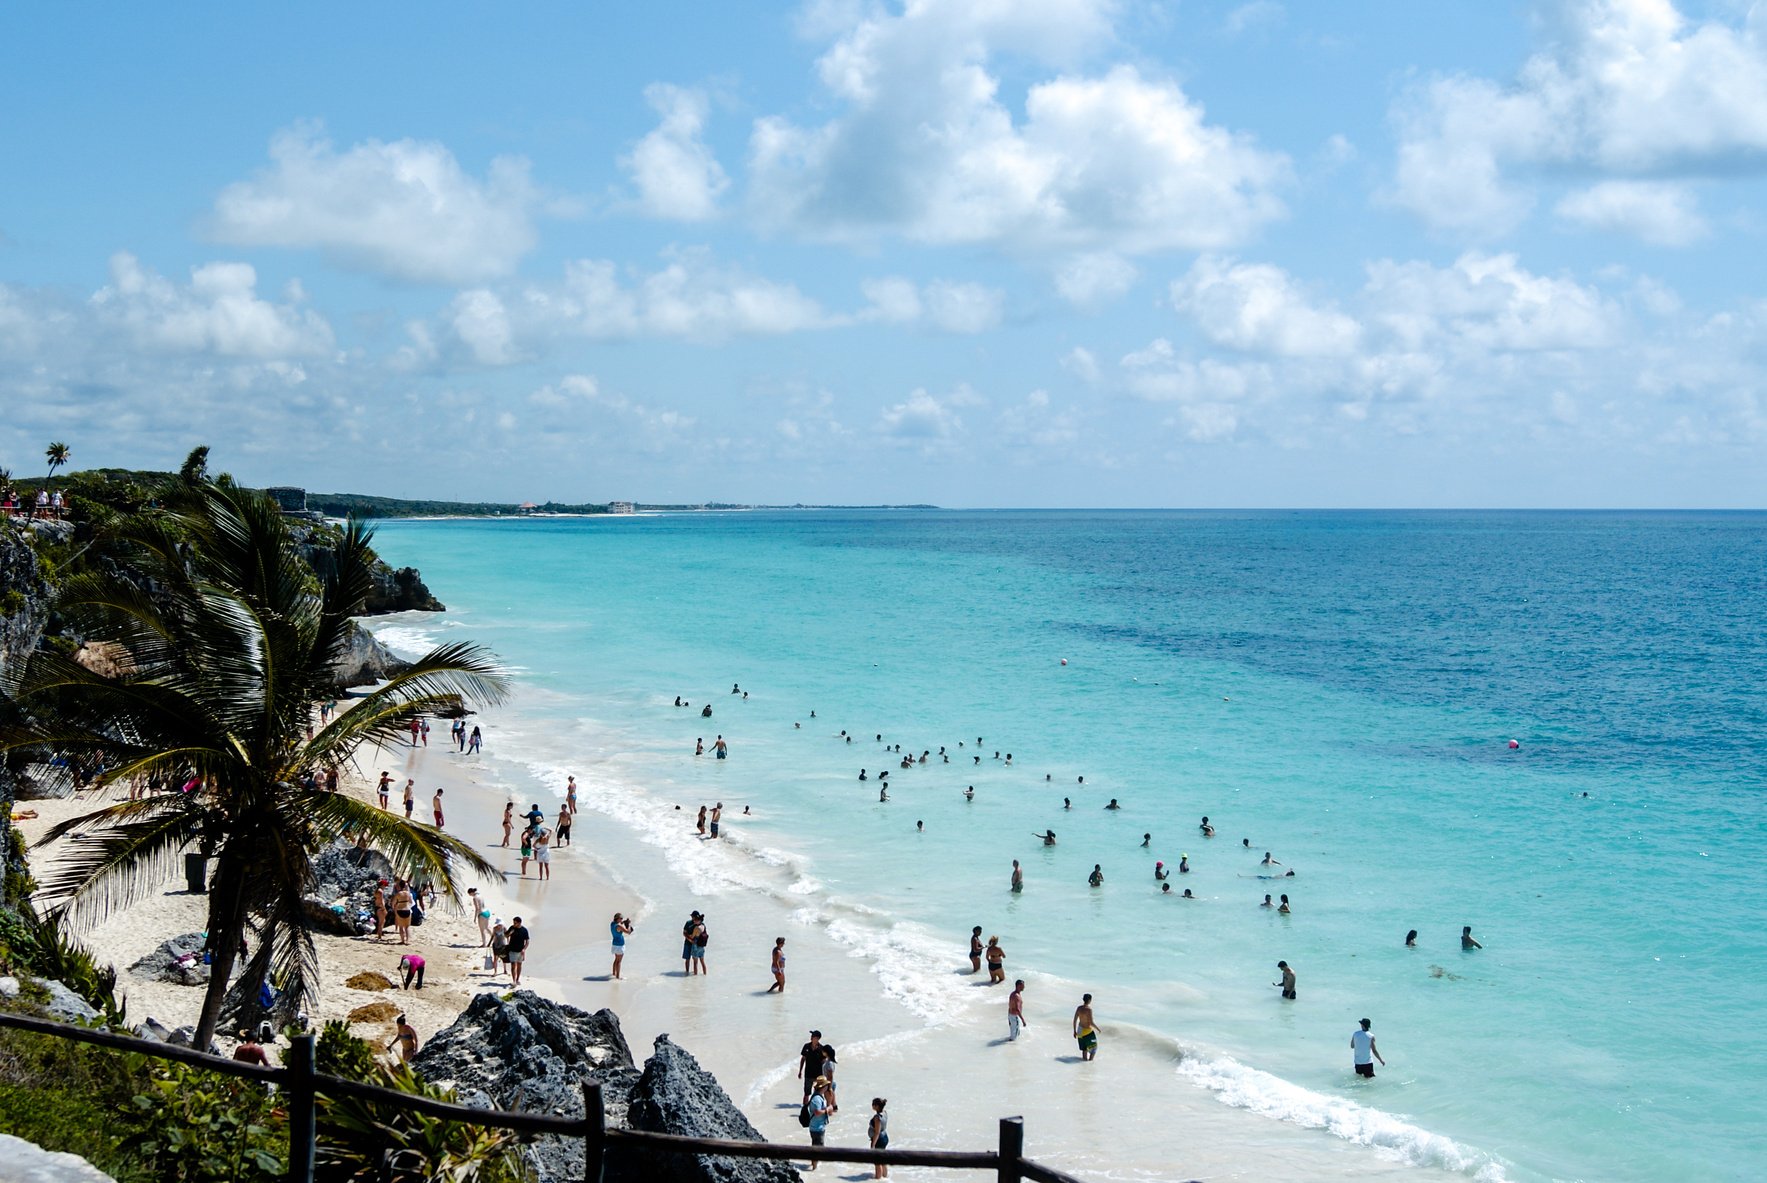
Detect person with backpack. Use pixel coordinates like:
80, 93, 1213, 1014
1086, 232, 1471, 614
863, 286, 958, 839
804, 1075, 833, 1168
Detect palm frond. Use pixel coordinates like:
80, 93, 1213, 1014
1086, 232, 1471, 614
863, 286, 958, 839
35, 809, 205, 933
304, 793, 501, 901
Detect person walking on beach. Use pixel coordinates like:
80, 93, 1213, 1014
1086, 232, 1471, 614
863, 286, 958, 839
533, 822, 553, 881
805, 1075, 832, 1168
1351, 1018, 1385, 1078
371, 880, 388, 941
377, 771, 391, 810
868, 1098, 890, 1178
1274, 960, 1296, 1000
566, 775, 578, 814
388, 1014, 419, 1063
768, 937, 787, 992
1073, 993, 1099, 1061
799, 1031, 834, 1102
969, 926, 984, 974
985, 936, 1005, 984
490, 920, 509, 976
391, 881, 414, 945
556, 804, 572, 847
468, 725, 482, 754
501, 801, 514, 847
1461, 926, 1483, 949
1007, 979, 1027, 1041
419, 718, 430, 747
432, 788, 445, 828
610, 912, 633, 979
409, 718, 421, 747
402, 779, 415, 819
469, 887, 491, 946
506, 917, 530, 986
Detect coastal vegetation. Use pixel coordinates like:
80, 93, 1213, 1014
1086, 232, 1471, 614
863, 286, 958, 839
0, 471, 508, 1049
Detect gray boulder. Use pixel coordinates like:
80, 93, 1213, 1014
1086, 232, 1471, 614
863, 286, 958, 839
0, 1133, 117, 1182
331, 620, 410, 688
128, 931, 210, 986
623, 1035, 801, 1183
35, 979, 99, 1023
413, 991, 642, 1183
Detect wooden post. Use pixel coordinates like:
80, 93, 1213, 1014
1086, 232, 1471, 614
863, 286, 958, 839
287, 1033, 317, 1183
997, 1116, 1025, 1183
582, 1081, 606, 1183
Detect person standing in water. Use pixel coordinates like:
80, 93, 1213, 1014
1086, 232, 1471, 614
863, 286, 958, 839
610, 913, 632, 979
1010, 860, 1023, 893
1072, 993, 1099, 1061
985, 936, 1005, 984
768, 937, 787, 993
1007, 979, 1027, 1041
969, 926, 984, 974
1461, 926, 1483, 949
1351, 1018, 1385, 1078
1088, 864, 1104, 887
1274, 960, 1296, 1000
868, 1098, 890, 1179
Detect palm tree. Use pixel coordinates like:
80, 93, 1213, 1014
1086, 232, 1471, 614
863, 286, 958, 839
0, 481, 507, 1049
44, 441, 70, 482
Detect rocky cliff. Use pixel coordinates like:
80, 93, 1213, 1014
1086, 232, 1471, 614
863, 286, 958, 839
0, 520, 55, 899
289, 521, 445, 614
412, 992, 799, 1183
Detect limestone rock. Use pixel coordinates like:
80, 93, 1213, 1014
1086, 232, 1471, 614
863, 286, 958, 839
128, 931, 209, 986
0, 1132, 118, 1182
412, 990, 641, 1183
35, 978, 98, 1023
330, 620, 410, 688
623, 1035, 801, 1183
0, 975, 18, 999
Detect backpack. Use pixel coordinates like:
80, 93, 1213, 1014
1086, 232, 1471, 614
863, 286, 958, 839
698, 927, 709, 948
798, 1102, 811, 1128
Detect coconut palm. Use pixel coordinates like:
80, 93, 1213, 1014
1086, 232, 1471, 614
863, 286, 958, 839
0, 481, 507, 1049
44, 441, 70, 482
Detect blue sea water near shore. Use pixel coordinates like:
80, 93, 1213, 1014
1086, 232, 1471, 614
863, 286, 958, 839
366, 510, 1766, 1183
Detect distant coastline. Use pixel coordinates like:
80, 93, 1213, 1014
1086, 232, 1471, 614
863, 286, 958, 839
309, 492, 940, 519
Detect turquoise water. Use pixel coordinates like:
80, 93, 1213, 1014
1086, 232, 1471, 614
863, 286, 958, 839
366, 511, 1767, 1183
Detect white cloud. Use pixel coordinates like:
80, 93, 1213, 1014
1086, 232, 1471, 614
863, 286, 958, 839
90, 253, 333, 359
1361, 252, 1620, 352
1391, 0, 1767, 236
749, 0, 1288, 254
209, 123, 539, 283
1172, 256, 1362, 356
1054, 252, 1137, 307
1223, 2, 1285, 38
621, 84, 730, 221
1062, 345, 1101, 384
1554, 180, 1708, 245
859, 277, 1005, 332
877, 387, 968, 452
448, 289, 517, 365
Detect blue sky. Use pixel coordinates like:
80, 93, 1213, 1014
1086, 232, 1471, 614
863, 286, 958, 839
4, 0, 1766, 507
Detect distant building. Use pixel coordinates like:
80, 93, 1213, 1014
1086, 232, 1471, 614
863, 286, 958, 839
518, 501, 540, 515
608, 501, 636, 515
265, 486, 307, 513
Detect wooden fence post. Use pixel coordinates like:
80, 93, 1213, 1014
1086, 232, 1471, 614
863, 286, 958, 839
287, 1032, 317, 1183
582, 1081, 606, 1183
997, 1116, 1025, 1183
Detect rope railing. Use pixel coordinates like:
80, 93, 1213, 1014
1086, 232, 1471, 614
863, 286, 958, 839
0, 1009, 1087, 1183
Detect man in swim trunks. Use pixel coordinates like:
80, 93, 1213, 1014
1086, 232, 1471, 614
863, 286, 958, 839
1351, 1018, 1385, 1078
1010, 860, 1023, 892
505, 917, 530, 986
1274, 960, 1296, 1000
1008, 980, 1026, 1040
1072, 993, 1098, 1061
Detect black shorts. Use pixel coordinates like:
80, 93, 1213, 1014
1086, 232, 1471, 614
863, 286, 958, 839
809, 1130, 825, 1146
1282, 988, 1296, 1000
1355, 1062, 1376, 1078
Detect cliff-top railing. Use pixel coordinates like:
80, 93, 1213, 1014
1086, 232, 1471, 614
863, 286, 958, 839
0, 1010, 1087, 1183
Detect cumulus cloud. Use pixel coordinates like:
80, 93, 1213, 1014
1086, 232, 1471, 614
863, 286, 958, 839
621, 84, 730, 221
1361, 252, 1620, 352
209, 123, 539, 283
1391, 0, 1767, 236
859, 276, 1004, 332
1554, 180, 1708, 245
1171, 256, 1361, 356
749, 0, 1288, 253
876, 386, 970, 453
90, 253, 333, 359
1054, 252, 1137, 307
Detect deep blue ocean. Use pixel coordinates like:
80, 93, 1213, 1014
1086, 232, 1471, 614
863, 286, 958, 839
367, 510, 1767, 1183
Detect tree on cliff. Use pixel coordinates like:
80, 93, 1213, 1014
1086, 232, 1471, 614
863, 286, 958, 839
44, 441, 70, 482
0, 481, 507, 1049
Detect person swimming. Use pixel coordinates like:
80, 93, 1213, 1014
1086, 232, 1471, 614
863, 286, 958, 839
1261, 894, 1273, 908
1405, 929, 1418, 947
1161, 882, 1172, 894
1104, 798, 1121, 810
1034, 830, 1057, 845
859, 770, 868, 781
701, 704, 713, 718
1278, 894, 1291, 913
964, 786, 975, 801
1063, 798, 1071, 810
1178, 854, 1189, 873
1154, 861, 1168, 881
1141, 833, 1151, 847
1261, 852, 1281, 867
1199, 816, 1215, 837
1181, 888, 1196, 899
1088, 865, 1104, 887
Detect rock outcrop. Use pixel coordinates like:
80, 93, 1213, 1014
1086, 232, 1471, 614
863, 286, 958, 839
623, 1035, 801, 1183
308, 844, 393, 935
128, 931, 210, 986
0, 1132, 118, 1182
412, 991, 642, 1183
411, 994, 799, 1183
331, 620, 410, 688
0, 521, 54, 893
364, 565, 445, 614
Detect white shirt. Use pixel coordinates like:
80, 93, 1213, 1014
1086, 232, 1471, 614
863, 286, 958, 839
1351, 1029, 1375, 1065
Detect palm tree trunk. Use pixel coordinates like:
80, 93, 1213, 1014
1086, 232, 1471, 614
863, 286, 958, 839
192, 854, 249, 1051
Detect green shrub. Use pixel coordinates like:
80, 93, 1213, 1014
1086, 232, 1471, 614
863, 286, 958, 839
130, 1062, 285, 1182
2, 904, 126, 1024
